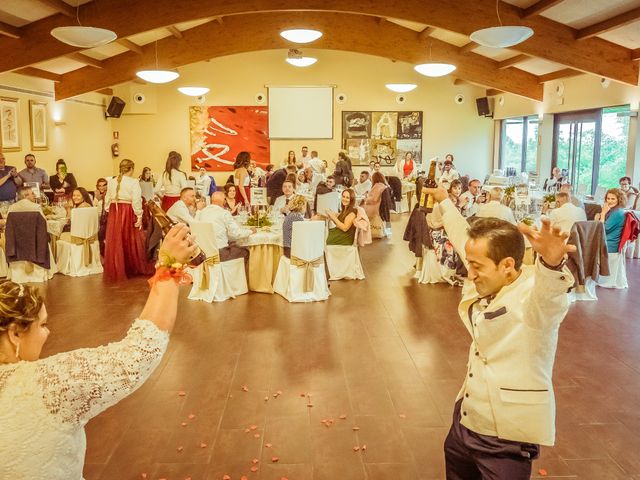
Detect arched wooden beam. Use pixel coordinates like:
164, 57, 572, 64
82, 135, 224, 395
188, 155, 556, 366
55, 12, 543, 101
0, 0, 636, 85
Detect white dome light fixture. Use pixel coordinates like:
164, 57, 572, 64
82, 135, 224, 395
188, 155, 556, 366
285, 48, 317, 67
178, 87, 211, 97
470, 0, 534, 48
414, 63, 456, 77
136, 41, 180, 84
280, 29, 323, 44
51, 26, 117, 48
385, 83, 417, 93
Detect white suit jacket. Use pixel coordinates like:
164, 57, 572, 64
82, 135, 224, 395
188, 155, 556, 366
440, 199, 574, 446
548, 203, 587, 233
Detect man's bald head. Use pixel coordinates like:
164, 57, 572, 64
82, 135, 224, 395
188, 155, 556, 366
212, 191, 226, 206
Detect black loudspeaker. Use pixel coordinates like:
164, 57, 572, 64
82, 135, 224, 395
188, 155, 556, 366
476, 97, 491, 117
105, 96, 126, 119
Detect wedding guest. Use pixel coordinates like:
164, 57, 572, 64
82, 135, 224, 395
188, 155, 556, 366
595, 188, 626, 253
18, 153, 49, 190
154, 151, 188, 211
548, 191, 587, 233
459, 179, 483, 217
354, 170, 372, 197
543, 167, 564, 192
438, 159, 459, 189
166, 187, 200, 226
618, 176, 638, 208
558, 183, 584, 209
233, 151, 252, 206
49, 159, 77, 203
296, 170, 309, 195
273, 180, 297, 214
0, 225, 195, 479
197, 192, 255, 262
476, 187, 516, 224
309, 151, 325, 174
395, 151, 417, 179
7, 186, 43, 216
223, 183, 241, 215
325, 188, 357, 246
104, 159, 153, 282
139, 167, 155, 201
70, 187, 93, 209
334, 151, 354, 186
282, 195, 307, 258
0, 153, 24, 205
300, 145, 311, 168
282, 150, 297, 169
426, 186, 574, 480
448, 179, 464, 212
94, 177, 109, 256
265, 164, 275, 183
363, 172, 387, 219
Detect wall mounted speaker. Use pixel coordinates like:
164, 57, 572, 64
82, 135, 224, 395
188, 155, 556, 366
475, 97, 491, 117
395, 94, 406, 104
133, 93, 145, 104
255, 93, 266, 104
336, 93, 347, 104
105, 96, 126, 119
195, 95, 206, 105
600, 78, 610, 89
454, 94, 465, 105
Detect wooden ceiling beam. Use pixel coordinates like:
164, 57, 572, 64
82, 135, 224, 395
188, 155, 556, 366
55, 12, 543, 101
575, 6, 640, 40
166, 25, 183, 39
0, 21, 21, 39
486, 89, 502, 96
66, 52, 103, 68
418, 26, 435, 39
453, 78, 468, 85
632, 48, 640, 61
15, 67, 61, 82
459, 41, 478, 53
0, 0, 636, 84
117, 38, 144, 55
497, 54, 529, 69
96, 88, 113, 95
521, 0, 566, 19
215, 17, 224, 25
538, 68, 582, 83
35, 0, 77, 18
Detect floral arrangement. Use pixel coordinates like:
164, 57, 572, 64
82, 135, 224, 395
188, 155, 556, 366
543, 193, 556, 203
246, 213, 272, 228
503, 185, 515, 197
521, 216, 534, 226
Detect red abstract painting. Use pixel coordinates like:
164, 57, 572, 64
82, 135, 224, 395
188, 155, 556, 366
190, 106, 269, 172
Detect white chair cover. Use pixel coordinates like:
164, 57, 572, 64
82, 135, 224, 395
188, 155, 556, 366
56, 207, 103, 277
567, 277, 598, 302
325, 226, 365, 281
596, 242, 628, 289
273, 220, 329, 302
416, 247, 446, 284
8, 246, 57, 283
187, 222, 247, 303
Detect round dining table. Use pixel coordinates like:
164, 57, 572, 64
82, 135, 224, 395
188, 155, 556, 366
235, 220, 283, 293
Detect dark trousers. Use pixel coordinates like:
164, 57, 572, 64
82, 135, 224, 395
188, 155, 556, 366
444, 400, 539, 480
219, 245, 249, 262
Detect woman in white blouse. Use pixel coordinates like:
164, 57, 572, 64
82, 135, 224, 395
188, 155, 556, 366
154, 151, 188, 211
104, 159, 153, 282
0, 225, 195, 480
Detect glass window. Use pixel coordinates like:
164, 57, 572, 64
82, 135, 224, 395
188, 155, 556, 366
499, 116, 538, 174
599, 106, 629, 188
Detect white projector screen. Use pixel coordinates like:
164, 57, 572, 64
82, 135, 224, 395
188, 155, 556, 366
268, 86, 333, 139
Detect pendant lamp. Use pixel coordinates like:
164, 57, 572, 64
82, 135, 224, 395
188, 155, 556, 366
136, 41, 180, 84
470, 0, 533, 48
50, 3, 116, 48
280, 29, 323, 44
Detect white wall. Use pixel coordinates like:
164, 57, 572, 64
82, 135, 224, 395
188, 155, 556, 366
112, 49, 495, 184
0, 73, 113, 188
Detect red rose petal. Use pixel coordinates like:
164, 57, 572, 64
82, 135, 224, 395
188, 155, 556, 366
241, 385, 249, 392
223, 476, 231, 480
538, 469, 548, 476
141, 474, 148, 479
280, 477, 289, 480
177, 446, 184, 452
241, 476, 248, 480
200, 442, 208, 448
352, 426, 360, 431
250, 466, 258, 472
307, 403, 313, 408
177, 391, 186, 396
399, 414, 407, 419
362, 444, 367, 451
265, 443, 273, 448
244, 428, 250, 433
252, 458, 259, 464
254, 433, 261, 438
300, 393, 306, 397
353, 446, 360, 451
277, 390, 283, 395
339, 414, 347, 419
271, 456, 279, 462
181, 422, 188, 427
264, 396, 269, 401
188, 413, 196, 420
184, 477, 192, 480
249, 425, 258, 431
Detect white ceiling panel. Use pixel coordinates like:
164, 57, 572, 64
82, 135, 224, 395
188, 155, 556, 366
540, 0, 640, 29
502, 0, 539, 7
386, 17, 428, 32
598, 19, 640, 48
0, 0, 92, 26
430, 29, 471, 47
127, 29, 173, 46
175, 17, 214, 31
32, 57, 86, 75
516, 57, 567, 75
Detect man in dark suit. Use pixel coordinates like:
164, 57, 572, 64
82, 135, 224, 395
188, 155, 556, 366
267, 165, 296, 205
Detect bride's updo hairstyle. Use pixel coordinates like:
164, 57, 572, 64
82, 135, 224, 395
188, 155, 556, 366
0, 281, 43, 335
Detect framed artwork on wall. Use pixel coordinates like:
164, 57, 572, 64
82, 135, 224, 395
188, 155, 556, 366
29, 100, 48, 151
0, 97, 20, 152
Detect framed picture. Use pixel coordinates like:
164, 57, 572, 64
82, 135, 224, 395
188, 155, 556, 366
0, 97, 20, 152
29, 100, 48, 150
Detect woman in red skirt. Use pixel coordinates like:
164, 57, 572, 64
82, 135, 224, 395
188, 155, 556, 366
232, 151, 252, 207
155, 151, 188, 211
104, 159, 154, 282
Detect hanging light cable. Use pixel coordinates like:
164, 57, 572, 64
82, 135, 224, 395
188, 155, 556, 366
470, 0, 533, 48
136, 41, 180, 84
50, 1, 117, 48
414, 40, 456, 77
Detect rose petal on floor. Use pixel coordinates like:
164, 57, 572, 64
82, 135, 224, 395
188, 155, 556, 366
181, 422, 188, 427
223, 475, 231, 480
250, 466, 259, 472
265, 443, 273, 448
353, 446, 360, 452
244, 428, 250, 433
241, 385, 249, 392
188, 413, 196, 420
254, 433, 261, 438
339, 415, 347, 420
241, 476, 248, 480
177, 391, 186, 397
362, 444, 367, 451
538, 469, 548, 476
177, 446, 184, 452
399, 414, 407, 419
352, 426, 360, 431
249, 425, 258, 431
252, 459, 259, 464
199, 442, 207, 448
271, 456, 279, 463
141, 474, 148, 479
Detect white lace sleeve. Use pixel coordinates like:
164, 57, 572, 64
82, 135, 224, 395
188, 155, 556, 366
35, 319, 169, 427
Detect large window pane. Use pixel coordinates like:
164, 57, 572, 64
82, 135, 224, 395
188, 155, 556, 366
501, 117, 524, 172
525, 117, 538, 174
599, 106, 629, 189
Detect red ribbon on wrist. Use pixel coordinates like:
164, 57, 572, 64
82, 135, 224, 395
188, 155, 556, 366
148, 266, 192, 288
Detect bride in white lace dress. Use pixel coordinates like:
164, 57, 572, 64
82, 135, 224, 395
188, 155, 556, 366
0, 224, 196, 480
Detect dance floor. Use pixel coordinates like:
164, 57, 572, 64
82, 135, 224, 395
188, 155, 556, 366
40, 215, 640, 480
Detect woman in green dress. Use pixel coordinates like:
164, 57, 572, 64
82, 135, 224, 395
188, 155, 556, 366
325, 188, 358, 245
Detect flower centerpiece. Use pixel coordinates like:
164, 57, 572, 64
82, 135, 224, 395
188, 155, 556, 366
543, 193, 556, 204
503, 185, 515, 206
246, 211, 273, 228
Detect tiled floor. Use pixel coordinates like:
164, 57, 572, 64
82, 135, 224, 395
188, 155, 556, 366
39, 215, 640, 480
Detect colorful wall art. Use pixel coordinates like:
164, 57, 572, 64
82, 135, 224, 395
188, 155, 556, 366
190, 106, 269, 172
342, 110, 423, 166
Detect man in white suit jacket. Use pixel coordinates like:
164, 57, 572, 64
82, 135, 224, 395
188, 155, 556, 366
428, 186, 575, 480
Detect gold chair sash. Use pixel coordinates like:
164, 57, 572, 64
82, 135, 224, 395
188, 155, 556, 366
70, 234, 98, 267
199, 254, 221, 290
290, 255, 324, 292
